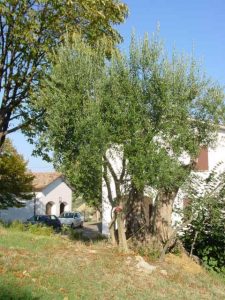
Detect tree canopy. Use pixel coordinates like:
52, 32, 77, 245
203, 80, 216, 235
33, 34, 225, 249
0, 139, 34, 209
0, 0, 128, 148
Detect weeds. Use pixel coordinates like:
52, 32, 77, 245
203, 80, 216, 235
26, 224, 54, 236
137, 246, 160, 261
1, 220, 54, 236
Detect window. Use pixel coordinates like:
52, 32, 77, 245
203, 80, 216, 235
64, 213, 73, 218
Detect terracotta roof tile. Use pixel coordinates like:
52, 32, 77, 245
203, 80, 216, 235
32, 172, 62, 191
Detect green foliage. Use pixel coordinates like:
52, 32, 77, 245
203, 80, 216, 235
0, 0, 128, 147
0, 139, 34, 209
6, 220, 54, 236
137, 246, 160, 261
182, 168, 225, 272
183, 225, 225, 272
26, 223, 54, 236
33, 36, 106, 206
33, 33, 225, 211
68, 229, 87, 241
8, 220, 26, 231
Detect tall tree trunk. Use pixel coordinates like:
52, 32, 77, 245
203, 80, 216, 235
0, 113, 11, 149
108, 211, 117, 246
103, 154, 128, 252
117, 210, 128, 252
126, 186, 149, 243
151, 191, 175, 246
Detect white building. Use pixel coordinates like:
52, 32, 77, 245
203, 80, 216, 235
0, 172, 72, 222
102, 127, 225, 235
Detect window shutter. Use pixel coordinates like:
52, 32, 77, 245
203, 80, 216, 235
195, 147, 208, 171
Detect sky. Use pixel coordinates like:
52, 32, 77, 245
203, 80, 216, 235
11, 0, 225, 172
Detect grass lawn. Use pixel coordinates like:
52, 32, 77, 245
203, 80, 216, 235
0, 225, 224, 300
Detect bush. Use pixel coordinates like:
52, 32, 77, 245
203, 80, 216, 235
60, 225, 71, 235
68, 229, 89, 241
8, 220, 26, 231
136, 246, 160, 261
0, 220, 54, 236
182, 169, 225, 273
182, 224, 225, 272
26, 223, 54, 236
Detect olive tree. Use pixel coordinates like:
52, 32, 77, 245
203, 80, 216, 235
33, 34, 225, 251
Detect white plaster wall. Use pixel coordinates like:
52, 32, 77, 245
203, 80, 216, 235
0, 199, 35, 222
34, 192, 44, 215
102, 128, 225, 234
0, 178, 72, 222
208, 129, 225, 171
38, 178, 72, 216
172, 128, 225, 224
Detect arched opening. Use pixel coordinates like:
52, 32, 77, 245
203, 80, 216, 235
46, 202, 54, 215
60, 202, 66, 215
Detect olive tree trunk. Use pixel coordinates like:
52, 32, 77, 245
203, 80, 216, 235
103, 154, 128, 252
151, 191, 176, 247
126, 186, 149, 244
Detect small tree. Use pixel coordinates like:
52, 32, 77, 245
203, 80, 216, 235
0, 139, 34, 209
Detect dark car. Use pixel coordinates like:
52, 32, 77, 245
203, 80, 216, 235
26, 215, 61, 230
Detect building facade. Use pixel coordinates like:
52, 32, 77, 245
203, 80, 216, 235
102, 127, 225, 235
0, 172, 72, 222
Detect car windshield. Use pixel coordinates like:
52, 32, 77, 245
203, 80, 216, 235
63, 213, 74, 218
50, 215, 56, 220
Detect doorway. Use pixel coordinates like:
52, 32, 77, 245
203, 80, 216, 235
60, 202, 66, 215
46, 202, 53, 215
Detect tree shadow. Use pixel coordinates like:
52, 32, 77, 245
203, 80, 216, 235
64, 222, 107, 244
89, 222, 102, 232
0, 285, 40, 300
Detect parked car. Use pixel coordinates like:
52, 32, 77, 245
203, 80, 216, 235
58, 212, 83, 228
26, 215, 61, 230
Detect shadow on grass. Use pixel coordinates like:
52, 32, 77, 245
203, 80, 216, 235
61, 222, 107, 244
90, 222, 102, 232
0, 284, 40, 300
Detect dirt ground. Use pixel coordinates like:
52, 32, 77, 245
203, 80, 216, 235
75, 222, 103, 239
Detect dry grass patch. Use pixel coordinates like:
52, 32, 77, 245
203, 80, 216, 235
164, 253, 203, 274
0, 228, 224, 299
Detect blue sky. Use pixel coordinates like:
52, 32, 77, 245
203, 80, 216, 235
11, 0, 225, 171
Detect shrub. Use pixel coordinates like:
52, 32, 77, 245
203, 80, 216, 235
69, 229, 87, 241
136, 246, 160, 261
9, 220, 26, 231
61, 225, 71, 235
182, 169, 225, 273
182, 223, 225, 272
26, 224, 54, 236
